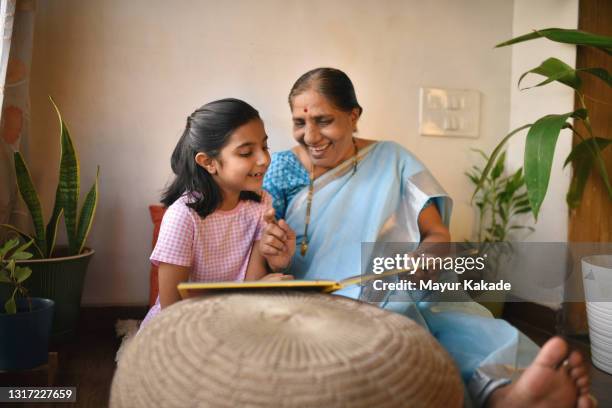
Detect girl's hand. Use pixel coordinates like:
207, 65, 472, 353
260, 209, 296, 272
258, 273, 295, 281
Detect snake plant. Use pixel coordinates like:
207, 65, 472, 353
474, 28, 612, 219
1, 97, 99, 258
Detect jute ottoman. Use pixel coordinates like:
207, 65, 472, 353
111, 291, 463, 407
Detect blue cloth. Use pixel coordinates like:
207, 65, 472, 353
263, 150, 309, 220
263, 141, 538, 406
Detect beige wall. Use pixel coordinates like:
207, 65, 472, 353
30, 0, 515, 305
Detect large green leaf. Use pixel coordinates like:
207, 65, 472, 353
564, 137, 612, 167
524, 112, 579, 219
518, 58, 581, 90
578, 68, 612, 88
50, 97, 80, 255
75, 167, 99, 254
46, 187, 64, 257
496, 28, 612, 55
0, 225, 43, 258
472, 124, 532, 200
564, 133, 612, 205
13, 152, 47, 255
45, 208, 63, 258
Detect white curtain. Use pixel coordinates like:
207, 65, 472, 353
0, 0, 35, 242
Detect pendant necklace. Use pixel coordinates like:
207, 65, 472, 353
300, 138, 358, 257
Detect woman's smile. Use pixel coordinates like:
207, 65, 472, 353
307, 142, 332, 158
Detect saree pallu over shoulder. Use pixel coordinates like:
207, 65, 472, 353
277, 141, 538, 407
285, 141, 452, 285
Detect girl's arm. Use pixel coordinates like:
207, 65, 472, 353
158, 262, 191, 309
245, 242, 268, 280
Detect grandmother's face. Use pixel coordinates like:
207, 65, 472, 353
291, 90, 359, 170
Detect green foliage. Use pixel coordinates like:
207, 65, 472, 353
467, 149, 534, 243
0, 97, 100, 258
0, 239, 34, 314
474, 28, 612, 220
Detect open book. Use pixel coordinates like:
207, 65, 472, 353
177, 268, 414, 299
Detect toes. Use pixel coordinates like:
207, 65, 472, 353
568, 350, 584, 368
570, 366, 587, 380
534, 336, 569, 369
577, 394, 597, 408
576, 376, 590, 389
577, 395, 589, 408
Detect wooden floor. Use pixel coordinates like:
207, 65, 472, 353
0, 306, 147, 408
0, 305, 611, 407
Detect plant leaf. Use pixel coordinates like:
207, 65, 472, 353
566, 155, 594, 208
75, 167, 99, 254
577, 67, 612, 88
50, 96, 80, 255
470, 148, 489, 161
14, 266, 32, 283
46, 191, 63, 257
564, 137, 612, 168
565, 128, 612, 201
0, 238, 19, 258
0, 225, 43, 258
472, 124, 532, 200
0, 269, 11, 283
491, 151, 506, 180
13, 152, 47, 255
5, 296, 16, 314
6, 259, 15, 278
513, 206, 533, 215
10, 251, 33, 261
524, 112, 578, 219
45, 208, 63, 258
518, 58, 581, 90
496, 28, 612, 55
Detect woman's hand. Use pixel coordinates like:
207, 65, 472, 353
258, 273, 295, 281
260, 209, 296, 272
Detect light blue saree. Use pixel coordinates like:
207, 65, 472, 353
264, 141, 539, 407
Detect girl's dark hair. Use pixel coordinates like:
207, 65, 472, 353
161, 98, 262, 218
288, 67, 363, 116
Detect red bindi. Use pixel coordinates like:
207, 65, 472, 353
304, 108, 308, 113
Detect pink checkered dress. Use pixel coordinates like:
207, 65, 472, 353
140, 192, 272, 328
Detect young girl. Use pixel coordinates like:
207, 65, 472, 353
140, 98, 294, 328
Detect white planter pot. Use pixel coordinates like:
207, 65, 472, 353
582, 255, 612, 374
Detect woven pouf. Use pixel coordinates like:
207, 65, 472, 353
111, 291, 463, 408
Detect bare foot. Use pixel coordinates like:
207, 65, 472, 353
486, 337, 595, 408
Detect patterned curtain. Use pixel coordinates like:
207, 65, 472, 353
0, 0, 35, 242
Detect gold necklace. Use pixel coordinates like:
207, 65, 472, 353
300, 138, 358, 256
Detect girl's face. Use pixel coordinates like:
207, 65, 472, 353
208, 118, 271, 196
291, 89, 359, 170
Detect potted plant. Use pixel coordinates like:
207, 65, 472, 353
475, 28, 611, 218
475, 28, 612, 370
0, 97, 99, 340
0, 239, 54, 370
465, 149, 533, 317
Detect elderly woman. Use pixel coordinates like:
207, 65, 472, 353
261, 68, 593, 408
